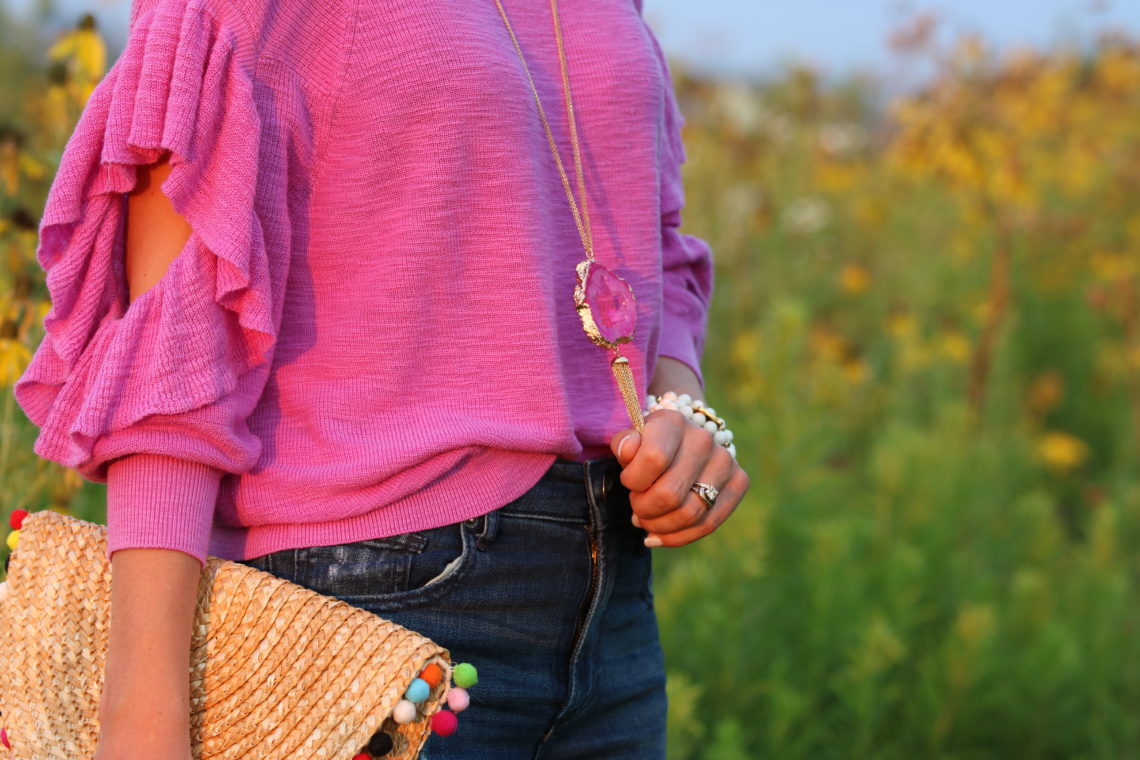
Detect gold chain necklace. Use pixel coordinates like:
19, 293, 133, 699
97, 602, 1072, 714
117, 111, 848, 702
492, 0, 646, 433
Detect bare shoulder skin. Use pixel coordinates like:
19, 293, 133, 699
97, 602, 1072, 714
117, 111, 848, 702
125, 153, 192, 302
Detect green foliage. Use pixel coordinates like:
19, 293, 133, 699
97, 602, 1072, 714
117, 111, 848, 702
654, 35, 1140, 760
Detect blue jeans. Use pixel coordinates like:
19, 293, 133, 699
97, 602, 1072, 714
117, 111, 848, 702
237, 455, 667, 759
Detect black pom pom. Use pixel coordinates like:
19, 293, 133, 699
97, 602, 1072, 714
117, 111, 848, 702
366, 730, 394, 756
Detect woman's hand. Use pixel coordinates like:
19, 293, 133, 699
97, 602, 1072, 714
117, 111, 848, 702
609, 357, 750, 548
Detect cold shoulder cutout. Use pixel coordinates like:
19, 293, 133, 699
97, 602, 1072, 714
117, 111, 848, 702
14, 0, 290, 566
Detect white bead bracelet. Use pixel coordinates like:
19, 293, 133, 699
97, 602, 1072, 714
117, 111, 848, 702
643, 391, 737, 460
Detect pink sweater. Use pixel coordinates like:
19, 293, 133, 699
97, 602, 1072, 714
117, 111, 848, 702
13, 0, 713, 568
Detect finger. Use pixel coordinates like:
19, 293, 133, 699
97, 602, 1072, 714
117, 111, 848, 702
633, 439, 730, 532
611, 428, 641, 466
618, 409, 688, 493
644, 465, 750, 548
629, 421, 717, 523
636, 439, 732, 533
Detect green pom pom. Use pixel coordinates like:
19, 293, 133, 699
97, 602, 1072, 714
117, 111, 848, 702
453, 662, 478, 688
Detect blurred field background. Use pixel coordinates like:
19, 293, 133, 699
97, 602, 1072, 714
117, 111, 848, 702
3, 1, 1140, 758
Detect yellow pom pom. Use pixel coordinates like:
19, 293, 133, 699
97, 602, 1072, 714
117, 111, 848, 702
6, 529, 19, 551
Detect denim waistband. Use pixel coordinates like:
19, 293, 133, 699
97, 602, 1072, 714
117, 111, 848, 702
497, 455, 627, 528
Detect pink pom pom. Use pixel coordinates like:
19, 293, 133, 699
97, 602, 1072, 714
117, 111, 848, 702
431, 709, 459, 737
447, 687, 470, 713
1, 727, 9, 748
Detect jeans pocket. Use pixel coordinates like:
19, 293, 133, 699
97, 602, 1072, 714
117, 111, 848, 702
292, 518, 479, 606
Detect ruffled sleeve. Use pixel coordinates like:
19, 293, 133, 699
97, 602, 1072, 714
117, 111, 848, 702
638, 7, 715, 391
13, 0, 288, 567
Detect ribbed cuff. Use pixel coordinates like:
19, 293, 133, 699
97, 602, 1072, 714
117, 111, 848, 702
656, 311, 706, 393
105, 453, 223, 569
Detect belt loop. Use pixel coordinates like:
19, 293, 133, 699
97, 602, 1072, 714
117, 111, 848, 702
474, 509, 500, 552
583, 457, 594, 506
481, 510, 499, 542
593, 455, 620, 507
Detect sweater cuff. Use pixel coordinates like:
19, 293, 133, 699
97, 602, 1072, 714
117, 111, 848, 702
656, 310, 707, 393
105, 453, 223, 569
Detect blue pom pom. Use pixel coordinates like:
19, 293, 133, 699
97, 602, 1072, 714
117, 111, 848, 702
405, 677, 430, 703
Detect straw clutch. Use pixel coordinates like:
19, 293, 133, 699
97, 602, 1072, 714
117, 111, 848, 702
0, 510, 454, 759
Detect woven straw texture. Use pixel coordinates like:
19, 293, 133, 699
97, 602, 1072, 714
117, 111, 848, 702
0, 510, 451, 759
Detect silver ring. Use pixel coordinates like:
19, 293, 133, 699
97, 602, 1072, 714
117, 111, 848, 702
689, 481, 719, 510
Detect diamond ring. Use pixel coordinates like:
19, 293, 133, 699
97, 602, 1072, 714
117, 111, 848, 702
689, 482, 719, 511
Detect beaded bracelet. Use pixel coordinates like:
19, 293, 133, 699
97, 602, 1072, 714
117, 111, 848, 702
643, 392, 737, 460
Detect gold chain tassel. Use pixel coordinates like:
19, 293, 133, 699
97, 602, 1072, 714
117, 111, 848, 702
611, 355, 645, 433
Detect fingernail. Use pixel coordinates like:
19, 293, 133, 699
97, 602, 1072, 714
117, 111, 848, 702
616, 434, 633, 461
631, 514, 641, 528
644, 536, 662, 548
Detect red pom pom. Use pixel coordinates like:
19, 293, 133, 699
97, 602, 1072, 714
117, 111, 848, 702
352, 753, 369, 760
419, 662, 443, 689
431, 709, 459, 737
1, 727, 9, 748
9, 509, 27, 531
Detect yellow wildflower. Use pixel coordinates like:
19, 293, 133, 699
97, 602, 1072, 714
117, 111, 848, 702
842, 357, 869, 384
887, 312, 917, 340
1126, 215, 1140, 244
809, 325, 846, 363
971, 301, 992, 326
1036, 431, 1090, 474
0, 339, 31, 388
1090, 251, 1133, 282
731, 329, 761, 368
939, 331, 971, 363
48, 23, 107, 84
0, 139, 18, 195
815, 161, 861, 192
839, 263, 871, 295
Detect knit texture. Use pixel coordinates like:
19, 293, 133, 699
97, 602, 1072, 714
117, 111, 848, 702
13, 0, 714, 568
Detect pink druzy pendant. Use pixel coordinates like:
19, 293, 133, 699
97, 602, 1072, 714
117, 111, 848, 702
574, 260, 637, 349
